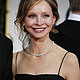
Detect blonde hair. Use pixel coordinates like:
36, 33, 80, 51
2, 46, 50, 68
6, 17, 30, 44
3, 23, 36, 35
14, 0, 59, 49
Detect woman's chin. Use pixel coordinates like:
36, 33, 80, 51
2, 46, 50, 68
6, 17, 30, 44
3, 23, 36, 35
30, 34, 48, 40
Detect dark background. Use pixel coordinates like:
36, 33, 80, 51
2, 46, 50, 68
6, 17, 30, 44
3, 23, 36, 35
0, 0, 6, 34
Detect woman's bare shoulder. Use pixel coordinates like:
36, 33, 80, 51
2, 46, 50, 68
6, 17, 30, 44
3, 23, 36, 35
12, 51, 24, 74
55, 44, 79, 69
65, 52, 79, 65
13, 50, 24, 59
12, 50, 25, 66
55, 44, 79, 64
61, 52, 80, 80
64, 52, 79, 78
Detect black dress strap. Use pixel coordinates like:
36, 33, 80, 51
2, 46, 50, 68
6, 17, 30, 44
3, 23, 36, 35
15, 52, 19, 74
58, 52, 69, 75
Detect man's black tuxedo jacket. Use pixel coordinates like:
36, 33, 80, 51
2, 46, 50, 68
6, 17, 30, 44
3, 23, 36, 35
50, 20, 80, 66
0, 34, 13, 80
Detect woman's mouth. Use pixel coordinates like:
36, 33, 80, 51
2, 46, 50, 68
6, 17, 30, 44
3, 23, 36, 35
32, 28, 46, 33
32, 25, 47, 33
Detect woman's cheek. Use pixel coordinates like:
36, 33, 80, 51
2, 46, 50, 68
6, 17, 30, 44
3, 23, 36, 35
45, 19, 53, 27
25, 19, 35, 27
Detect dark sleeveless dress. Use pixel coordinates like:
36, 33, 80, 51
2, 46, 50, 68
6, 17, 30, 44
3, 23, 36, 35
14, 52, 68, 80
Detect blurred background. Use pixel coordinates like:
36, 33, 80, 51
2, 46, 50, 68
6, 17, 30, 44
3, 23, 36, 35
0, 0, 69, 53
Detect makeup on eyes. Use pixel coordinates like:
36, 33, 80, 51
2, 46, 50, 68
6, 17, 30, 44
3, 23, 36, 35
27, 12, 51, 18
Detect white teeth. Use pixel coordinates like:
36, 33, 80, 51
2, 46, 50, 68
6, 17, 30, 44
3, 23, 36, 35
41, 25, 46, 28
35, 28, 44, 31
32, 25, 46, 28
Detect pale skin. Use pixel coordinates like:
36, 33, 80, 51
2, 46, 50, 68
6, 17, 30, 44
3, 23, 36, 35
12, 1, 80, 80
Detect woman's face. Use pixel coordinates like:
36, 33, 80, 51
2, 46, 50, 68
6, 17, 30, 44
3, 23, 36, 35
24, 1, 56, 39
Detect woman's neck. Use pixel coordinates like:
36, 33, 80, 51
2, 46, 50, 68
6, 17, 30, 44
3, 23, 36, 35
28, 38, 53, 55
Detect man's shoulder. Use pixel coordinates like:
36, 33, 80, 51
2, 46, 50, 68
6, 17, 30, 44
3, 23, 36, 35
56, 19, 80, 28
0, 34, 12, 43
55, 20, 69, 28
0, 34, 13, 49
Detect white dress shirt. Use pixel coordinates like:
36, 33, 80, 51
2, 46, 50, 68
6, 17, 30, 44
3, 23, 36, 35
68, 12, 80, 21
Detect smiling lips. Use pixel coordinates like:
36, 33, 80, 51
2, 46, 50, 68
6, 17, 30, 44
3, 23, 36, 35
32, 25, 47, 33
33, 28, 46, 33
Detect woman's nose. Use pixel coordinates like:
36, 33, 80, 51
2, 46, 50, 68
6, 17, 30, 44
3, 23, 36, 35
36, 16, 43, 25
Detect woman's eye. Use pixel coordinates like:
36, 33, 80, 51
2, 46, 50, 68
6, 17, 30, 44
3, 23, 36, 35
28, 15, 36, 18
44, 14, 50, 17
